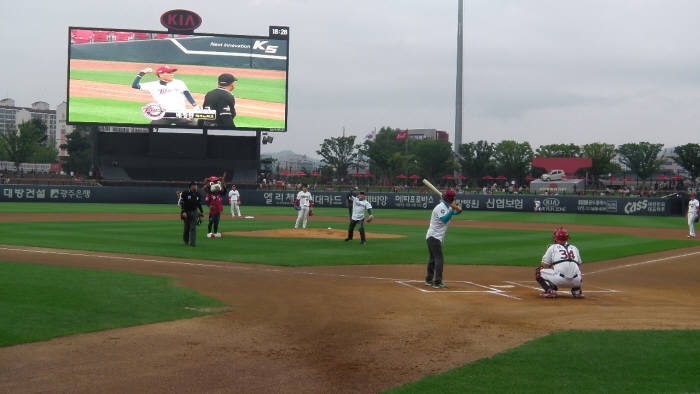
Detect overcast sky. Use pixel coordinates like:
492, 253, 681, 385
2, 0, 699, 157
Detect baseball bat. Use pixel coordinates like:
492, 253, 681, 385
422, 179, 442, 197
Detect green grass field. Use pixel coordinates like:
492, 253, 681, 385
1, 202, 690, 229
0, 207, 693, 267
70, 69, 286, 103
386, 330, 700, 393
0, 261, 226, 347
2, 202, 698, 392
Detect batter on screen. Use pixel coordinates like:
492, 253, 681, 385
536, 228, 584, 298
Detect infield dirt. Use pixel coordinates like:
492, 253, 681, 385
1, 213, 699, 393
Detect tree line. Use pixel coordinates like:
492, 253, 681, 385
316, 127, 700, 187
0, 121, 92, 175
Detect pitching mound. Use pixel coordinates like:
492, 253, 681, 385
224, 228, 406, 239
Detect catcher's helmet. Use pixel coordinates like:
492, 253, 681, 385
553, 228, 570, 243
442, 189, 456, 203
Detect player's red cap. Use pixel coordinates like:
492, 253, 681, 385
156, 65, 177, 76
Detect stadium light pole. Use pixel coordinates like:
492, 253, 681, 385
454, 0, 464, 159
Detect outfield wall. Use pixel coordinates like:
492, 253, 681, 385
0, 186, 674, 216
70, 36, 288, 70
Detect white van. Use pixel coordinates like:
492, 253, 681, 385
541, 169, 565, 181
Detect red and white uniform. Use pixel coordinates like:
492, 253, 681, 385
539, 243, 583, 289
688, 197, 699, 238
139, 80, 190, 111
206, 191, 224, 215
294, 190, 312, 229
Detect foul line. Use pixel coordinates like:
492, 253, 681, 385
585, 251, 700, 275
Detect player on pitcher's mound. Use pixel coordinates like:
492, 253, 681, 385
345, 191, 373, 245
536, 228, 584, 298
132, 65, 198, 126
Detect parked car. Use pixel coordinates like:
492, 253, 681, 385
541, 169, 565, 181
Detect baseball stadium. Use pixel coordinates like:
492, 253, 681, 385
2, 17, 700, 394
0, 197, 699, 392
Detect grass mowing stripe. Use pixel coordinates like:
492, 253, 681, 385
70, 69, 286, 103
385, 330, 700, 393
0, 220, 692, 267
0, 261, 227, 347
0, 203, 689, 229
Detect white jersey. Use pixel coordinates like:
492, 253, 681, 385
542, 243, 582, 279
296, 191, 312, 207
426, 202, 459, 242
688, 198, 699, 219
139, 79, 189, 110
228, 189, 240, 204
350, 196, 372, 221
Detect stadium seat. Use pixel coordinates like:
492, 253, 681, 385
71, 29, 94, 44
154, 33, 170, 39
133, 32, 150, 40
92, 30, 111, 42
113, 31, 133, 41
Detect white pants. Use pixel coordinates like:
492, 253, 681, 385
540, 268, 582, 289
230, 202, 241, 217
295, 206, 309, 228
689, 214, 697, 237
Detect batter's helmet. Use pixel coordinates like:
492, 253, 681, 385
442, 190, 456, 203
553, 228, 569, 243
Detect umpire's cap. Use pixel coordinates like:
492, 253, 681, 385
218, 73, 238, 86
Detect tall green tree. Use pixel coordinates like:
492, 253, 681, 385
458, 140, 495, 185
581, 143, 620, 186
316, 135, 360, 181
493, 140, 534, 180
60, 127, 93, 176
30, 139, 59, 163
535, 143, 581, 158
413, 139, 456, 182
363, 127, 414, 183
0, 120, 47, 168
617, 142, 664, 185
674, 143, 700, 186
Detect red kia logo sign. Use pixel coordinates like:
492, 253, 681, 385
160, 9, 202, 33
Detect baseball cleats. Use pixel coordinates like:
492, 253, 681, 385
425, 280, 433, 286
432, 282, 449, 289
571, 288, 584, 298
540, 290, 557, 298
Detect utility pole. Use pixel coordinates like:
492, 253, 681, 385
454, 0, 464, 157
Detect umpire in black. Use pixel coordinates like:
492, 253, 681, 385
202, 73, 237, 128
180, 181, 203, 246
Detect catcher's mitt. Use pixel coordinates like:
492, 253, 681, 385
180, 211, 187, 220
309, 209, 313, 217
694, 216, 699, 223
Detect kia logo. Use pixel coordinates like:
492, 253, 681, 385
161, 9, 202, 32
542, 198, 560, 207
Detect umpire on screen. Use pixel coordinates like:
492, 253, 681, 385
202, 73, 237, 128
180, 181, 204, 247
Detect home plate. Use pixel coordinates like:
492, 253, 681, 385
244, 216, 255, 219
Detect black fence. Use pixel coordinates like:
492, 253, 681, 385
2, 185, 685, 217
